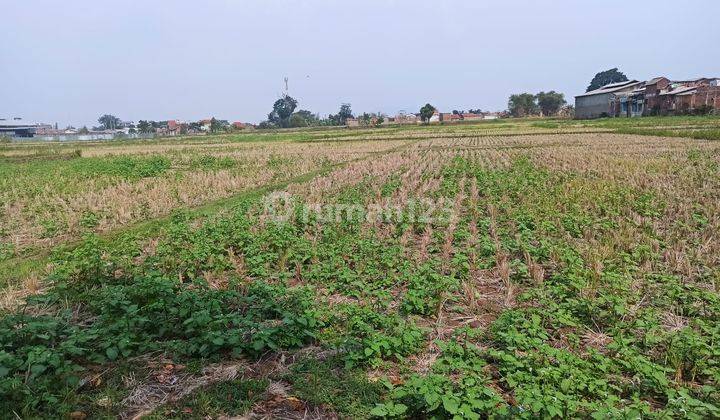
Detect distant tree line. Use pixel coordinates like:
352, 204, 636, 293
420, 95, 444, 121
257, 95, 361, 129
92, 115, 241, 135
507, 91, 567, 117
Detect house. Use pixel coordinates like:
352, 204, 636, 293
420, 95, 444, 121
232, 121, 247, 130
661, 84, 720, 113
166, 120, 191, 135
574, 80, 643, 119
611, 85, 647, 118
346, 118, 359, 127
167, 120, 180, 134
643, 77, 671, 112
576, 76, 720, 119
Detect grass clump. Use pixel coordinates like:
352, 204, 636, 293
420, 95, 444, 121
287, 356, 384, 418
147, 378, 268, 419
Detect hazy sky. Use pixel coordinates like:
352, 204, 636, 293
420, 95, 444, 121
3, 0, 719, 126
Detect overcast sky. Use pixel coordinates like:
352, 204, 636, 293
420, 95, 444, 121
2, 0, 719, 126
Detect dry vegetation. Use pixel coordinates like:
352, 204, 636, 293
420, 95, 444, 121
0, 137, 408, 255
1, 117, 720, 418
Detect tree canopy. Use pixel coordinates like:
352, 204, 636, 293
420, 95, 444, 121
137, 120, 153, 133
328, 103, 354, 126
508, 94, 538, 117
289, 110, 319, 127
267, 95, 298, 128
289, 113, 308, 128
419, 103, 436, 123
209, 117, 223, 133
97, 114, 121, 130
586, 68, 629, 92
536, 91, 567, 116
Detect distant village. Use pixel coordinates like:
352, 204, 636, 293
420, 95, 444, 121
0, 110, 505, 141
2, 72, 719, 141
345, 110, 504, 127
0, 117, 250, 141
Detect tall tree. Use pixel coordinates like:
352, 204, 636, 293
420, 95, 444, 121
419, 103, 436, 123
98, 114, 121, 130
508, 94, 538, 117
374, 113, 385, 127
359, 112, 372, 126
586, 68, 629, 92
268, 95, 298, 128
209, 117, 222, 133
137, 120, 153, 133
327, 103, 354, 126
535, 91, 567, 116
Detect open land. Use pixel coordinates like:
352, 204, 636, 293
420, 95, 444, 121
2, 116, 720, 418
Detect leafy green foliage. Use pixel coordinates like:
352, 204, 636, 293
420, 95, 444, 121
508, 93, 538, 117
587, 68, 629, 92
1, 249, 320, 415
536, 91, 566, 116
419, 103, 436, 123
374, 340, 506, 419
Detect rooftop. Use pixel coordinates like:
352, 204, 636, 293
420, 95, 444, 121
646, 77, 668, 85
660, 86, 697, 96
576, 80, 642, 97
0, 119, 49, 128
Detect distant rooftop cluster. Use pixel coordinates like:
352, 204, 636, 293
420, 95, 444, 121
0, 117, 254, 140
345, 110, 505, 127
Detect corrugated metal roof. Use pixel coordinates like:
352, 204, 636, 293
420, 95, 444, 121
602, 81, 634, 88
646, 77, 667, 85
576, 81, 642, 97
660, 86, 697, 96
0, 120, 48, 128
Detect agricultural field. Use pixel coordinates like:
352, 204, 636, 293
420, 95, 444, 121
1, 116, 720, 418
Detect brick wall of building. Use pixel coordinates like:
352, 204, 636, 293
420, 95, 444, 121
695, 86, 720, 109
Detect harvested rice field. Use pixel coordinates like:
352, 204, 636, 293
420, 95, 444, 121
2, 117, 720, 418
